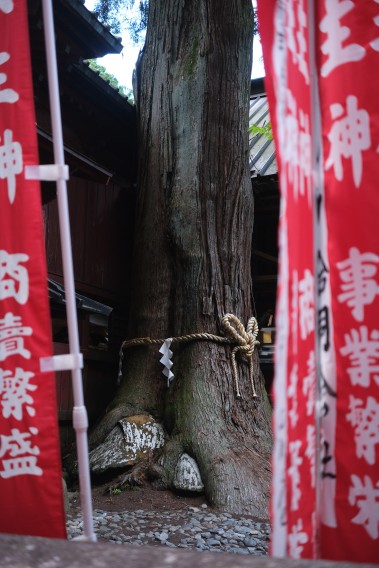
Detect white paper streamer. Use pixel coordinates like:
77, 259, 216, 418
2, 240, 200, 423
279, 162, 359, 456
159, 338, 174, 386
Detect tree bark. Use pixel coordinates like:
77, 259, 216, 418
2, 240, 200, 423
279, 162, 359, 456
90, 0, 272, 517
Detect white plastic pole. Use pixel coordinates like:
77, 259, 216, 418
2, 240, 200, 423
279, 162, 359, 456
41, 0, 96, 542
307, 0, 322, 555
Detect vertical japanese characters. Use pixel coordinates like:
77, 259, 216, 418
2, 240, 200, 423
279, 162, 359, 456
258, 0, 379, 562
317, 0, 379, 556
0, 0, 42, 482
0, 0, 66, 538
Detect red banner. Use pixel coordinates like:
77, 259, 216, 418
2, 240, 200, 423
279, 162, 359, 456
0, 0, 66, 538
258, 0, 379, 563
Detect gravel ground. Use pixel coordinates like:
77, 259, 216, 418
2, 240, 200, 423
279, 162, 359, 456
66, 505, 270, 555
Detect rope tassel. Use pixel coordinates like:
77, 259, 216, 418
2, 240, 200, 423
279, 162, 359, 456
221, 314, 260, 398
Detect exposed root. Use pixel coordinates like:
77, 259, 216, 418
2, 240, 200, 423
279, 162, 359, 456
106, 461, 150, 493
105, 449, 163, 493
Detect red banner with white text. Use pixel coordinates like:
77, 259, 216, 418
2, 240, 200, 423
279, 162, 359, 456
0, 0, 66, 538
258, 0, 379, 563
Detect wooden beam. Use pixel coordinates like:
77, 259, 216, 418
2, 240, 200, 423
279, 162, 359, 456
252, 249, 278, 264
253, 275, 278, 282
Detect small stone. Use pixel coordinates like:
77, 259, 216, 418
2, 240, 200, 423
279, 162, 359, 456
229, 547, 249, 554
98, 526, 110, 535
236, 526, 253, 534
190, 527, 202, 534
244, 536, 258, 547
195, 542, 207, 550
207, 539, 221, 547
174, 454, 204, 493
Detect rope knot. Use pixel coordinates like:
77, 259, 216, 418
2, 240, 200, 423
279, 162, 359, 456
221, 314, 260, 398
120, 313, 260, 400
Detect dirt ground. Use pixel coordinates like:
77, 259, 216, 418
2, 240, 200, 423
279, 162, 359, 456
68, 475, 212, 514
67, 469, 269, 522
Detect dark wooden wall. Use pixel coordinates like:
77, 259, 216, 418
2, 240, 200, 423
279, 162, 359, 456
43, 177, 134, 305
43, 176, 136, 449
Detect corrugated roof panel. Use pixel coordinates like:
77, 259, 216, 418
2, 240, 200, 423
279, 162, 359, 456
249, 95, 278, 177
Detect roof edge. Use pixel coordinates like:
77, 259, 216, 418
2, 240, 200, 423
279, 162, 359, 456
250, 77, 266, 97
62, 0, 123, 56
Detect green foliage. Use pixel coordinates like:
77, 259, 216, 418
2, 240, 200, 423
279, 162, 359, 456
93, 0, 148, 42
248, 121, 272, 140
90, 1, 257, 102
86, 59, 134, 102
94, 1, 256, 42
253, 6, 258, 36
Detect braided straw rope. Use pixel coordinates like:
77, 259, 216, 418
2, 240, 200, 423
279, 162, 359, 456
220, 314, 260, 397
120, 313, 260, 398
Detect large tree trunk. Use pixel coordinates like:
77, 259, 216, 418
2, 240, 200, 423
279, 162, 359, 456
90, 0, 272, 517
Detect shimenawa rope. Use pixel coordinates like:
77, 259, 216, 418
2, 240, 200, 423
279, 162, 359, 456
119, 314, 260, 398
